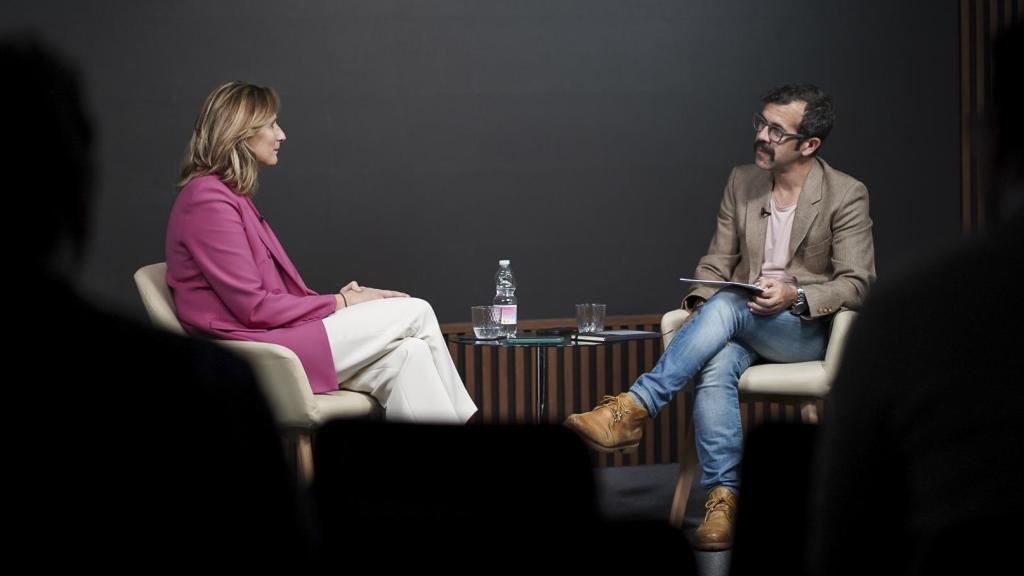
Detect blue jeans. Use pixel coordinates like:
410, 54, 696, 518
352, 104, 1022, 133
630, 288, 829, 492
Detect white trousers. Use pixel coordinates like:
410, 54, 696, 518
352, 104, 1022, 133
321, 298, 477, 424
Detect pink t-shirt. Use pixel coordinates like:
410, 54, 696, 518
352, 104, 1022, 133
760, 195, 797, 284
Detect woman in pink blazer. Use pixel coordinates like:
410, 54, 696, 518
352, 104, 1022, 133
166, 81, 476, 423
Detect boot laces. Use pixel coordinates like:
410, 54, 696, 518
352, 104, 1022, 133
596, 395, 631, 423
703, 495, 734, 522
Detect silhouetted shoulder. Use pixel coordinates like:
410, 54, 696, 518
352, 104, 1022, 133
815, 209, 1024, 575
22, 274, 306, 565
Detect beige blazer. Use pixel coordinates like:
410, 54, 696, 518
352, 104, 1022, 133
685, 157, 875, 319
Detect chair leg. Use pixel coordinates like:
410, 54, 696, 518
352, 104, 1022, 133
669, 418, 699, 528
799, 401, 819, 424
295, 432, 314, 484
282, 430, 315, 485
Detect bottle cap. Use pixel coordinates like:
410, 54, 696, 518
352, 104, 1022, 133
499, 259, 510, 266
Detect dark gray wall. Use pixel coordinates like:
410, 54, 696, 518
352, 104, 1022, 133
5, 0, 960, 323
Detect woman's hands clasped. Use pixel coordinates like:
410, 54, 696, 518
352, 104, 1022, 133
335, 280, 409, 310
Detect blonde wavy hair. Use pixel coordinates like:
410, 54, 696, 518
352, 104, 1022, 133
178, 81, 279, 196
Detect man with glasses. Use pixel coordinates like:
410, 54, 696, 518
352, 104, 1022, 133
566, 84, 875, 550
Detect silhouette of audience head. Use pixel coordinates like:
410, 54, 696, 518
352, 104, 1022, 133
312, 420, 694, 570
808, 21, 1024, 576
1, 36, 94, 272
313, 421, 600, 559
2, 34, 308, 567
991, 24, 1024, 213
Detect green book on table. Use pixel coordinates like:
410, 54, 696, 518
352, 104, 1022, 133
499, 335, 566, 346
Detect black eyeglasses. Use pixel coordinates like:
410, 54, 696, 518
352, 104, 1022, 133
753, 113, 804, 144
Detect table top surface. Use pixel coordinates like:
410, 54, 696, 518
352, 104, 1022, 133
448, 331, 660, 347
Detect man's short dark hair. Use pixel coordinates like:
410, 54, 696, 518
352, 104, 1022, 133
761, 84, 835, 144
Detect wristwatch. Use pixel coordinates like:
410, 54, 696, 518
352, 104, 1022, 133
790, 287, 808, 316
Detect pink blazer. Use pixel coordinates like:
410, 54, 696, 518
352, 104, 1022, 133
165, 175, 339, 394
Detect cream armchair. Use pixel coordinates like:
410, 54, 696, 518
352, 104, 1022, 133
133, 262, 381, 480
660, 307, 857, 527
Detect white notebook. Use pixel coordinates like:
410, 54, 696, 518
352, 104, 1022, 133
679, 278, 765, 294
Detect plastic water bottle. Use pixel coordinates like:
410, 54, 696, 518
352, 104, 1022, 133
493, 259, 518, 337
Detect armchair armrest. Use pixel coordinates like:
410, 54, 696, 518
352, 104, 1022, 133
822, 310, 858, 385
215, 340, 319, 429
662, 307, 858, 386
661, 308, 691, 349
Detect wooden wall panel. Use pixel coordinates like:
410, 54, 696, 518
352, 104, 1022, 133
960, 0, 1023, 234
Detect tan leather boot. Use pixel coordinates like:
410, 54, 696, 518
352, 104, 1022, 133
564, 392, 648, 452
694, 486, 738, 551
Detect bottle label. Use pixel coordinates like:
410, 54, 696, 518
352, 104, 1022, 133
496, 305, 517, 325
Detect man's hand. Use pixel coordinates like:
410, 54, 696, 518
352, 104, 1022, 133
747, 277, 797, 315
